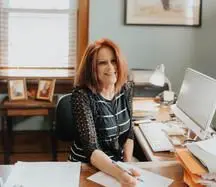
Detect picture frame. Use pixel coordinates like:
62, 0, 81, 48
8, 79, 27, 101
125, 0, 202, 27
36, 79, 56, 102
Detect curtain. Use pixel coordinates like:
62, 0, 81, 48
0, 0, 77, 77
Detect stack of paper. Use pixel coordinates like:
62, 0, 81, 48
133, 100, 160, 113
176, 137, 216, 186
87, 162, 173, 187
3, 161, 81, 187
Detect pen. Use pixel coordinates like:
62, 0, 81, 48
112, 161, 144, 183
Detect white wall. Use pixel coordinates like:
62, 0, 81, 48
89, 0, 216, 92
2, 0, 216, 130
191, 0, 216, 78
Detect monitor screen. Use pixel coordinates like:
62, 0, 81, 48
176, 68, 216, 133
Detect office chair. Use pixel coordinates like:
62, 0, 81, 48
55, 93, 75, 142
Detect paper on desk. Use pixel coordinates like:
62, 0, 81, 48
4, 161, 81, 187
195, 137, 216, 157
88, 172, 121, 187
187, 143, 216, 173
133, 100, 159, 112
88, 162, 173, 187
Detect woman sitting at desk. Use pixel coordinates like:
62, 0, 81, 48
69, 38, 140, 186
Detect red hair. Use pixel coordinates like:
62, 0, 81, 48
75, 38, 128, 93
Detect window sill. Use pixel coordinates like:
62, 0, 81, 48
0, 69, 75, 94
0, 78, 74, 94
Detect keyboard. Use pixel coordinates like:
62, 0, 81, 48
139, 122, 174, 152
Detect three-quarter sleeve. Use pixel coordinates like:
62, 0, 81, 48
70, 89, 100, 161
124, 81, 135, 140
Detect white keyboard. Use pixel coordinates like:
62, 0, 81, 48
139, 122, 174, 152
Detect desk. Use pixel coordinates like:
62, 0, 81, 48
0, 161, 186, 186
133, 97, 178, 161
1, 97, 58, 164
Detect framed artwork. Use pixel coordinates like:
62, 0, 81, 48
8, 79, 27, 101
125, 0, 202, 27
36, 79, 56, 102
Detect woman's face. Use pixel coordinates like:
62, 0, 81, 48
96, 46, 117, 87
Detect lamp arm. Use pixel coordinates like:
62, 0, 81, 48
165, 76, 172, 91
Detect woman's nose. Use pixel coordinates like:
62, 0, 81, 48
107, 61, 115, 69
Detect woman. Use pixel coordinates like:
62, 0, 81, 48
69, 38, 140, 186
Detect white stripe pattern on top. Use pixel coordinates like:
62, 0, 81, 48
115, 108, 127, 116
99, 119, 130, 131
119, 119, 130, 127
96, 93, 124, 104
98, 108, 127, 118
115, 93, 124, 99
74, 142, 83, 151
100, 114, 114, 118
70, 147, 86, 158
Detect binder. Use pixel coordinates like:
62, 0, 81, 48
175, 148, 207, 175
175, 148, 207, 186
183, 170, 205, 187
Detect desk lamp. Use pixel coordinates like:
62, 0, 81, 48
149, 64, 174, 104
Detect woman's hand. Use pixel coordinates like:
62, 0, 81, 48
118, 168, 141, 187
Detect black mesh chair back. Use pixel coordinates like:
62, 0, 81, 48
55, 93, 75, 142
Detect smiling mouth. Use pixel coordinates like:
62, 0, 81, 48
105, 72, 116, 76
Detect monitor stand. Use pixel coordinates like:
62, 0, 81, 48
171, 104, 209, 140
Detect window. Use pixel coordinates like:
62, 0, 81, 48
0, 0, 88, 78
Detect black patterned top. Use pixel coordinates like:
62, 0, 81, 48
68, 82, 134, 162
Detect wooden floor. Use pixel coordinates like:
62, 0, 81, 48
0, 131, 70, 164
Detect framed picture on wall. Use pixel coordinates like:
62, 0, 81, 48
36, 79, 56, 102
8, 79, 27, 101
125, 0, 202, 27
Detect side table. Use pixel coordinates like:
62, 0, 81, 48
1, 96, 58, 164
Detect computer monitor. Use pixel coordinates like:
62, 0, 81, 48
211, 112, 216, 131
171, 68, 216, 139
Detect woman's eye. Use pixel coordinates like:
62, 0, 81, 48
97, 61, 107, 65
97, 59, 116, 65
111, 59, 117, 64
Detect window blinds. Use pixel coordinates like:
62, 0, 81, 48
0, 0, 77, 77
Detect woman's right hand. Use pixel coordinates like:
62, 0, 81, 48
118, 168, 141, 187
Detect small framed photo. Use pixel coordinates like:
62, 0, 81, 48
8, 79, 27, 101
36, 79, 56, 102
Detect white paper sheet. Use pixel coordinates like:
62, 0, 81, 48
88, 172, 121, 187
133, 100, 160, 112
186, 137, 216, 173
4, 161, 81, 187
195, 137, 216, 157
88, 162, 173, 187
